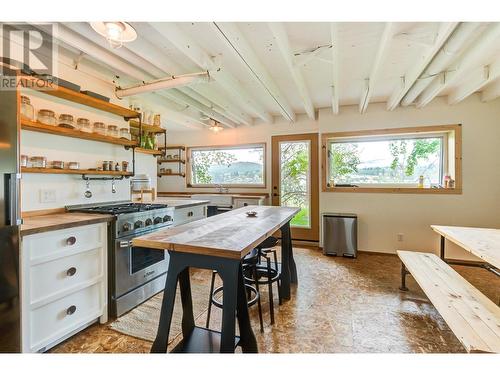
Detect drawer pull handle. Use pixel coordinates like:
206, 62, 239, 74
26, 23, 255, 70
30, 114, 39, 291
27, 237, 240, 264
66, 236, 77, 246
188, 211, 193, 217
66, 305, 77, 315
66, 267, 77, 277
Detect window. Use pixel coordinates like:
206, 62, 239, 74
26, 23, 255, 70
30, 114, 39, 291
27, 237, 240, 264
187, 143, 266, 187
322, 125, 462, 193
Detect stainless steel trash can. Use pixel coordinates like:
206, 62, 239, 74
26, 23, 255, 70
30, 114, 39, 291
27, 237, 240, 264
322, 213, 357, 258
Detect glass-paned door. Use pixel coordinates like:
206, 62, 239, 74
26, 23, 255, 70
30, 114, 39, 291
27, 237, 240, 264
272, 134, 319, 241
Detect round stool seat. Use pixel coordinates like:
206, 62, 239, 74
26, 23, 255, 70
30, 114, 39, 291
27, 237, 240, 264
242, 248, 259, 265
258, 236, 278, 249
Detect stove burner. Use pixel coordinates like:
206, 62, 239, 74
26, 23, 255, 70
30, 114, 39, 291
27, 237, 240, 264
73, 203, 169, 215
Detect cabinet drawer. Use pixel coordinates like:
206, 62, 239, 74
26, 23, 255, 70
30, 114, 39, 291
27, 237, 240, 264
29, 282, 102, 351
24, 224, 105, 263
30, 247, 103, 304
174, 205, 206, 225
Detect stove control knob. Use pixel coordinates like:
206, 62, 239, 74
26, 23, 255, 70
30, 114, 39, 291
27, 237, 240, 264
122, 222, 132, 232
154, 217, 162, 225
145, 218, 153, 226
134, 220, 144, 229
163, 215, 172, 223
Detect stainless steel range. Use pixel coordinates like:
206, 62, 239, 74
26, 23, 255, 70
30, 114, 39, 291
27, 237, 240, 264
67, 201, 174, 317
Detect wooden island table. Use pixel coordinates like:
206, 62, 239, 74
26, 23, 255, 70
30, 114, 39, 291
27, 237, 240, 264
132, 205, 299, 353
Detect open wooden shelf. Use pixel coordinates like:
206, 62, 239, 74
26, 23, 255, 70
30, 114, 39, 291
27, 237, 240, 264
21, 167, 133, 177
21, 119, 138, 147
129, 120, 166, 134
158, 159, 185, 164
136, 148, 164, 156
158, 172, 185, 177
20, 76, 139, 119
160, 145, 186, 151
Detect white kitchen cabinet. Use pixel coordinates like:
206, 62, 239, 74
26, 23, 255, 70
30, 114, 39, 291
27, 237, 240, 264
20, 223, 108, 353
173, 204, 207, 226
233, 197, 265, 209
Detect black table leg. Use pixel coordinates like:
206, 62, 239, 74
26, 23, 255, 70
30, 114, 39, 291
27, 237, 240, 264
178, 267, 195, 337
440, 235, 446, 260
217, 259, 239, 353
289, 238, 298, 284
236, 264, 258, 353
280, 221, 292, 300
150, 251, 258, 354
150, 255, 182, 353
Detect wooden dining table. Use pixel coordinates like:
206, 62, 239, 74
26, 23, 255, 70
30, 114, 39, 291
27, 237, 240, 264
132, 205, 300, 353
431, 225, 500, 276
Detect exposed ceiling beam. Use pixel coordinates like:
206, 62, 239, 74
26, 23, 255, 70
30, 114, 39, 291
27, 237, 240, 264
330, 23, 340, 115
401, 22, 481, 107
359, 22, 394, 114
212, 22, 296, 122
416, 23, 500, 108
126, 23, 254, 126
149, 22, 273, 123
448, 61, 500, 104
386, 22, 458, 111
269, 23, 315, 120
481, 77, 500, 102
61, 23, 237, 128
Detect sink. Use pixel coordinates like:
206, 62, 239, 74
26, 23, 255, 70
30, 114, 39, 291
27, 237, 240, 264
191, 194, 233, 206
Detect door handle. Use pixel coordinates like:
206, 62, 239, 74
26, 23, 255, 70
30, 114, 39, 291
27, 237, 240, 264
5, 173, 21, 225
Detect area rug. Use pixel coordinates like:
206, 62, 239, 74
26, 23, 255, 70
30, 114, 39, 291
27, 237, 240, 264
110, 283, 209, 343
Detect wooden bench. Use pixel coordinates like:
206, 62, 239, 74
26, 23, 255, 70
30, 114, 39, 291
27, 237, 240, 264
397, 250, 500, 353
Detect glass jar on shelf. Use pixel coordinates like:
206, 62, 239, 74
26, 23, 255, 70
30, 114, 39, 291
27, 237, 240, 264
58, 114, 75, 129
93, 122, 106, 136
107, 125, 119, 138
77, 118, 92, 132
38, 109, 56, 126
29, 156, 47, 168
119, 127, 131, 140
20, 96, 34, 121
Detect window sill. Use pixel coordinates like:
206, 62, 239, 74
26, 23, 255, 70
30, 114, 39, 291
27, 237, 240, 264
323, 186, 462, 194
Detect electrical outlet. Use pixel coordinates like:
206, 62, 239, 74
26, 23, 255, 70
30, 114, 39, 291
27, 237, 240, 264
40, 189, 56, 203
397, 233, 404, 242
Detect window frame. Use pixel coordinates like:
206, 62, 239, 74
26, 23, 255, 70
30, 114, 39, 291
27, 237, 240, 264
321, 124, 462, 194
186, 142, 267, 188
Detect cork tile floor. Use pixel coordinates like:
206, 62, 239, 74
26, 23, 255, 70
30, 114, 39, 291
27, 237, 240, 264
51, 247, 500, 353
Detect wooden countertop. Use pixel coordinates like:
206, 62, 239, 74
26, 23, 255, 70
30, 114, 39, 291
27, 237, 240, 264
431, 225, 500, 269
132, 205, 299, 259
20, 212, 113, 236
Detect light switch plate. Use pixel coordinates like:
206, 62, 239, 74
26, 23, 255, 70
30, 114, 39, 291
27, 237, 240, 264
40, 189, 56, 203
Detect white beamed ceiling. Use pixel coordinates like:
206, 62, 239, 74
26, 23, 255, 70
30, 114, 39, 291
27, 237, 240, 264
55, 22, 500, 130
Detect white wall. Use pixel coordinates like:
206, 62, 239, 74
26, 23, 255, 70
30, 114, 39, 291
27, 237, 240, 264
161, 95, 500, 258
20, 54, 159, 211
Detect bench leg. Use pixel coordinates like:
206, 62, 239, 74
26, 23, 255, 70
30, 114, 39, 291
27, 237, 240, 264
399, 263, 409, 291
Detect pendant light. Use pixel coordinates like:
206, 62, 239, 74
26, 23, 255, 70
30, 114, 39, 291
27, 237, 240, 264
90, 22, 137, 49
208, 119, 224, 133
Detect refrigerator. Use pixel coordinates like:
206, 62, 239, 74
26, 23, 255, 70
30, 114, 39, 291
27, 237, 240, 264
0, 75, 22, 352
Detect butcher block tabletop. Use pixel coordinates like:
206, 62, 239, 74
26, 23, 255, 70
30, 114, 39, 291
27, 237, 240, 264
132, 205, 299, 259
431, 225, 500, 269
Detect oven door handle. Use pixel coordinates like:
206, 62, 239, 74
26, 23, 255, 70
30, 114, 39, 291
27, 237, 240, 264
119, 240, 133, 248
